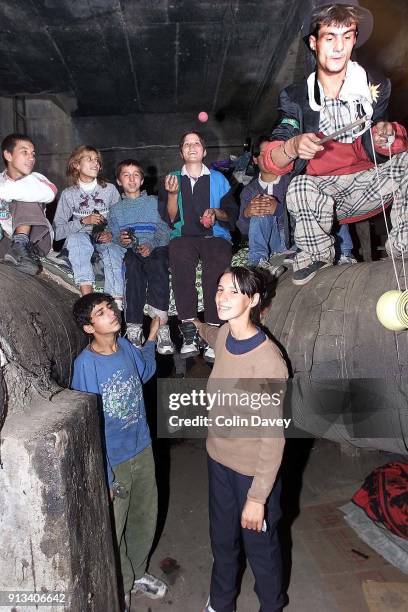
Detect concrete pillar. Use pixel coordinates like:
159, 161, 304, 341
0, 391, 120, 612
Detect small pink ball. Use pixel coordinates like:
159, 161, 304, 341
200, 215, 212, 228
198, 111, 208, 123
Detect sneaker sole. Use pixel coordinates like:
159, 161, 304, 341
179, 348, 200, 358
292, 263, 331, 286
157, 347, 175, 355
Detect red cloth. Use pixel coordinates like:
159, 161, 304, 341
262, 122, 408, 178
352, 461, 408, 539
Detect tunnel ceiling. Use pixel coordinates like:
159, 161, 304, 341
0, 0, 305, 117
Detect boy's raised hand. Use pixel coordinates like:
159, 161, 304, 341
291, 133, 324, 160
165, 174, 179, 194
147, 316, 161, 342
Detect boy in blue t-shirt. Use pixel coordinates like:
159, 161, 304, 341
71, 293, 167, 610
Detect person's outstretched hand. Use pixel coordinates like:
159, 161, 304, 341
165, 174, 179, 194
147, 315, 161, 342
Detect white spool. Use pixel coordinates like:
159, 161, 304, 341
376, 290, 408, 331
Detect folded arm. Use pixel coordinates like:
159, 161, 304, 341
0, 172, 57, 203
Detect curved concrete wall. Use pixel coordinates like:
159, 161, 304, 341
265, 260, 408, 454
0, 265, 85, 415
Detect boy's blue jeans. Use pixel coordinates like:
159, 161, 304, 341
248, 215, 284, 265
112, 445, 158, 593
335, 223, 353, 256
248, 216, 353, 265
65, 232, 125, 296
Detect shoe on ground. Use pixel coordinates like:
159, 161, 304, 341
282, 251, 297, 265
292, 261, 331, 286
126, 322, 144, 347
4, 240, 41, 276
179, 321, 200, 358
257, 259, 287, 279
203, 345, 215, 363
385, 244, 408, 260
156, 324, 175, 355
45, 249, 72, 271
56, 249, 72, 271
202, 598, 218, 612
337, 253, 358, 265
132, 572, 167, 600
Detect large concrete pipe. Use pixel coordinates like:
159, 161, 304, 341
0, 265, 119, 611
265, 260, 408, 454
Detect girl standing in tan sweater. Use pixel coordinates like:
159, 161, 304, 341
194, 266, 288, 612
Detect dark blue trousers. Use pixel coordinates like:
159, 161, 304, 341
208, 456, 283, 612
124, 245, 169, 324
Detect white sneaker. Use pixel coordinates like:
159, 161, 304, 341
179, 321, 201, 358
203, 345, 215, 363
202, 596, 218, 612
126, 322, 144, 347
338, 254, 358, 265
282, 251, 297, 265
132, 572, 167, 599
156, 324, 175, 355
257, 259, 286, 279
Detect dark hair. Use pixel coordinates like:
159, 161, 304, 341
179, 131, 206, 151
311, 5, 362, 39
115, 159, 144, 180
73, 292, 115, 330
66, 144, 107, 187
219, 266, 273, 324
1, 133, 34, 165
252, 134, 271, 158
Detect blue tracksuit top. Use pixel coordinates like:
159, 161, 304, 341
71, 337, 156, 487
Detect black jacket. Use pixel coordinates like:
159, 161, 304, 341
269, 68, 391, 178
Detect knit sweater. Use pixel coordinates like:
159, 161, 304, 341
53, 182, 120, 241
108, 192, 171, 250
199, 323, 288, 504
